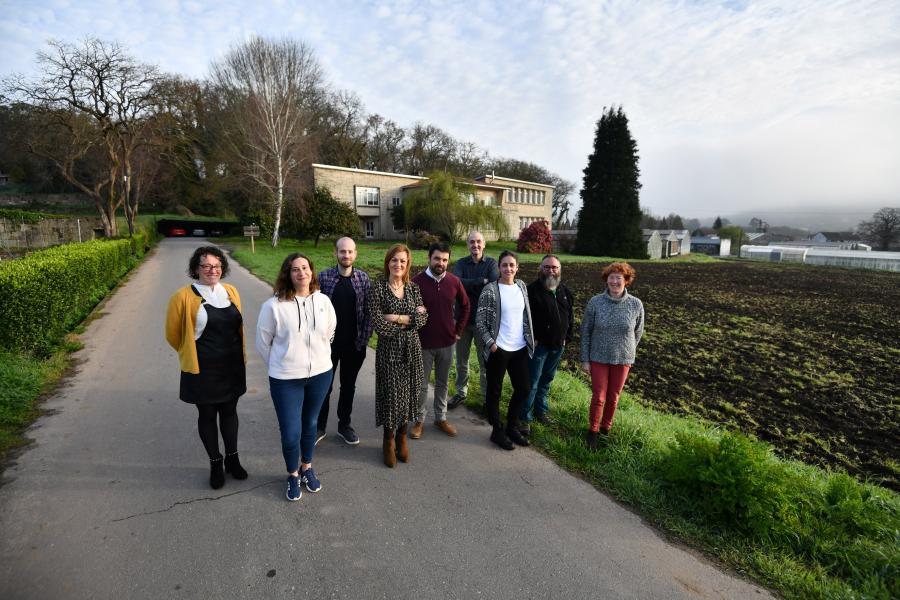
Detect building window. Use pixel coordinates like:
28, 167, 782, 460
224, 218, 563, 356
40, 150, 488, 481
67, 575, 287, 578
392, 196, 401, 207
356, 186, 380, 206
365, 220, 375, 238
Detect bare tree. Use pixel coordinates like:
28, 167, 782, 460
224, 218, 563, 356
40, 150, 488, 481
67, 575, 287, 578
858, 207, 900, 250
402, 122, 455, 175
364, 114, 405, 172
4, 38, 161, 237
210, 36, 325, 247
317, 90, 367, 168
549, 176, 575, 229
451, 141, 488, 178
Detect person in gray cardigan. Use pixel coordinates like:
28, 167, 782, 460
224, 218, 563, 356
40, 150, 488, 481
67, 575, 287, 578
580, 262, 644, 449
476, 250, 535, 450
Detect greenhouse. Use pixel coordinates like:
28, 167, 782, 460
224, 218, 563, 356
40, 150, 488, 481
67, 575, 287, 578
741, 245, 808, 263
804, 248, 900, 272
741, 245, 900, 272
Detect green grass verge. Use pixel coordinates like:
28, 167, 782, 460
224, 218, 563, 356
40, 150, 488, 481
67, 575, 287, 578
0, 349, 69, 454
471, 368, 899, 600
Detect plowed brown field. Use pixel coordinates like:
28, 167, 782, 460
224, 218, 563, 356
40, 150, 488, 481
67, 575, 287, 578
540, 259, 900, 491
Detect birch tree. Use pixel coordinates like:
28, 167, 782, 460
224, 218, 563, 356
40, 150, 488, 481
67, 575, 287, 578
210, 36, 325, 247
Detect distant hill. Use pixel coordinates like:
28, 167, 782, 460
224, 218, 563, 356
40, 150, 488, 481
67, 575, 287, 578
699, 207, 883, 233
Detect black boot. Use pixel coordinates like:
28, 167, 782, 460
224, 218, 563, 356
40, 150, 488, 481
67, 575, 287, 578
586, 430, 598, 451
506, 426, 530, 447
209, 456, 225, 489
490, 427, 514, 451
224, 452, 248, 480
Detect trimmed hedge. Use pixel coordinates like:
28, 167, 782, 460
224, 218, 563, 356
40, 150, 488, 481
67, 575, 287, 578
0, 239, 136, 355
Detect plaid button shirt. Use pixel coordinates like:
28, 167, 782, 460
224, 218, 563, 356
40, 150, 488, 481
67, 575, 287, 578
318, 266, 374, 351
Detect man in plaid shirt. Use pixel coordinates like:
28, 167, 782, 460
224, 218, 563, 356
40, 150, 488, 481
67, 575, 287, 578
316, 237, 374, 445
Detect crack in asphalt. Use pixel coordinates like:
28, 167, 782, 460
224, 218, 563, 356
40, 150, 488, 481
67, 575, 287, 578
110, 467, 367, 522
110, 479, 281, 522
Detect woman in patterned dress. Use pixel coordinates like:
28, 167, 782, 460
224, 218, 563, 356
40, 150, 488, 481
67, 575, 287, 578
368, 244, 428, 467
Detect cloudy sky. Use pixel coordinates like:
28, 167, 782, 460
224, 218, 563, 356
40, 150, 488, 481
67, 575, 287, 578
2, 0, 899, 226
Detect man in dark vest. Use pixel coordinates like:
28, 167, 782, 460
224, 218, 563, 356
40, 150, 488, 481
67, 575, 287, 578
449, 230, 498, 409
316, 237, 373, 445
519, 254, 574, 436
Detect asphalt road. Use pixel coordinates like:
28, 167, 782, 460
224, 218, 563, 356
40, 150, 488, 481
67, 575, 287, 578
0, 238, 774, 599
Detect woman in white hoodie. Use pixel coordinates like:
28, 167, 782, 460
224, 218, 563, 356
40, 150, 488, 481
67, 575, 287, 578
257, 253, 337, 502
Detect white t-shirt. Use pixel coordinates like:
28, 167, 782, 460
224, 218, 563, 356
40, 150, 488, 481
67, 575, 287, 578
192, 283, 232, 340
496, 282, 526, 352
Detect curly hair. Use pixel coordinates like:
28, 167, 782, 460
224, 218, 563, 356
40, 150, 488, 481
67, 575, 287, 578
601, 261, 636, 286
188, 246, 230, 280
383, 243, 412, 284
273, 253, 319, 301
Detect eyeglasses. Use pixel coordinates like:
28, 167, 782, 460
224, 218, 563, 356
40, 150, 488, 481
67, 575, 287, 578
542, 265, 560, 271
199, 264, 222, 272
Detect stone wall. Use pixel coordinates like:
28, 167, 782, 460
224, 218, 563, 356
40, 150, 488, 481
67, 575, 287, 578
0, 216, 106, 251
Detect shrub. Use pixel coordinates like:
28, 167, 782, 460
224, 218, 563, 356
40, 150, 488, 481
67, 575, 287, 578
0, 239, 135, 355
412, 230, 441, 250
660, 430, 796, 538
660, 429, 900, 595
516, 219, 553, 254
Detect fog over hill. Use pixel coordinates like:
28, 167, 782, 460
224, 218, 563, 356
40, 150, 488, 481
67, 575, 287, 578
695, 205, 889, 232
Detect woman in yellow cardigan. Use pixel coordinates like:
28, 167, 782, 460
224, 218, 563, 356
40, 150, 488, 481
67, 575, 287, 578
166, 246, 248, 489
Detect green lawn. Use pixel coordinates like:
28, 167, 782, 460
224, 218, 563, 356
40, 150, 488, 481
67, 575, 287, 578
226, 236, 714, 282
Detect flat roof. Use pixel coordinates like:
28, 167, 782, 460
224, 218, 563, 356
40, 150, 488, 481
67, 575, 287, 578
475, 174, 555, 189
312, 163, 427, 181
401, 181, 509, 191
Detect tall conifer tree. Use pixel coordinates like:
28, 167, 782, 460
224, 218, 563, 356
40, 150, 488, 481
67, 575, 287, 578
576, 106, 647, 258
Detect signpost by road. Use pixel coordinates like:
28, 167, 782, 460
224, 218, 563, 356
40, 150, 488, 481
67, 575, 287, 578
243, 224, 259, 253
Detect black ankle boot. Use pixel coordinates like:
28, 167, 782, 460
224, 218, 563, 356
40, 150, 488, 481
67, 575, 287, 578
224, 452, 248, 480
490, 427, 514, 451
506, 427, 530, 447
209, 456, 225, 489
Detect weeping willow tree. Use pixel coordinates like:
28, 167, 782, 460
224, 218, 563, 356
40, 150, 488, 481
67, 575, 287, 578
398, 171, 508, 243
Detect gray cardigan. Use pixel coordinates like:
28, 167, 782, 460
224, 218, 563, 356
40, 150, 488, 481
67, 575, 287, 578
580, 289, 644, 365
475, 279, 535, 361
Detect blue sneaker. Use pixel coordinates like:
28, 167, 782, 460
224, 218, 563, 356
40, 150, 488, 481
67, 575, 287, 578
301, 467, 322, 493
337, 424, 360, 445
286, 475, 302, 502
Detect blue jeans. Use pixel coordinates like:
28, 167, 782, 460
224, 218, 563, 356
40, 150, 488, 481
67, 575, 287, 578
269, 371, 331, 473
520, 345, 564, 422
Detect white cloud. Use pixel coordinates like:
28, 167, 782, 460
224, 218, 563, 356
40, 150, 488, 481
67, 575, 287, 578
2, 0, 898, 222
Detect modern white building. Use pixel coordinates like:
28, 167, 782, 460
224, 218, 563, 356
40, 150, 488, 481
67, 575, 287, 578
311, 164, 553, 240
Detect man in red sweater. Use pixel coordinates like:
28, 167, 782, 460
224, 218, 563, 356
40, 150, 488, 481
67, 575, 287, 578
411, 242, 471, 438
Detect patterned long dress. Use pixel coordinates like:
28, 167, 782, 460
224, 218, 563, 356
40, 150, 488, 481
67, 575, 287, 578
368, 278, 428, 429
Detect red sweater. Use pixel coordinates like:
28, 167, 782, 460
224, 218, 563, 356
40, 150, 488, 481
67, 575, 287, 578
413, 270, 470, 349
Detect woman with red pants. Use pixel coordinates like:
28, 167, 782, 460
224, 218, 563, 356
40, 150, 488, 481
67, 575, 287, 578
580, 262, 644, 449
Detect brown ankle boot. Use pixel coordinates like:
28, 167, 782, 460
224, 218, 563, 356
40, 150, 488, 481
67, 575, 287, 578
395, 424, 409, 463
383, 427, 397, 468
